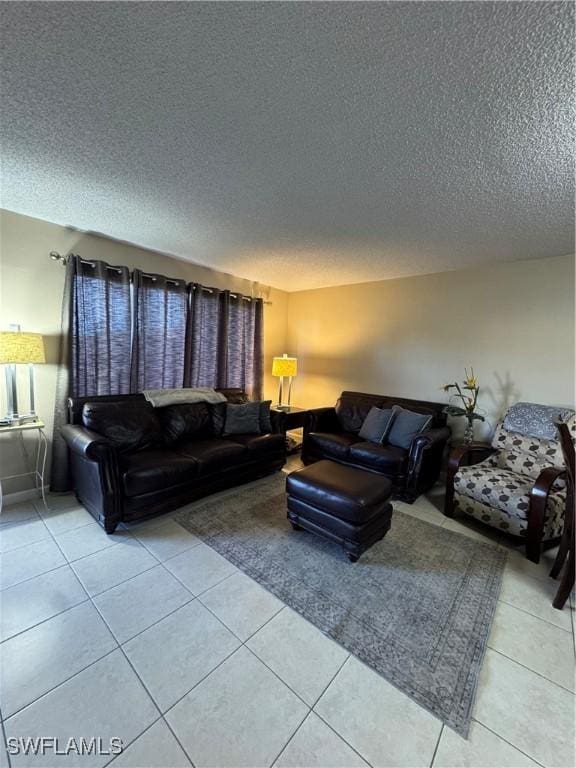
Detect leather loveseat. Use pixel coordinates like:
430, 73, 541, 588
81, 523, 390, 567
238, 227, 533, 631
61, 389, 286, 533
302, 391, 450, 502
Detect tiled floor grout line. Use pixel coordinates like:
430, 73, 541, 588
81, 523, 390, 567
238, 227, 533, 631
101, 714, 164, 768
489, 647, 575, 694
266, 707, 313, 768
497, 597, 572, 633
470, 720, 547, 767
428, 723, 444, 767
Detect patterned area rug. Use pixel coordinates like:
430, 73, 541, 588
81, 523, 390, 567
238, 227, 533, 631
175, 474, 507, 736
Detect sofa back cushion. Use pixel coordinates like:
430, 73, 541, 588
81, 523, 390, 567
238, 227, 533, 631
336, 395, 384, 433
82, 400, 163, 453
157, 402, 212, 444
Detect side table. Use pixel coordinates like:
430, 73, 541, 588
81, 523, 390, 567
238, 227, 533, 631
271, 406, 308, 454
0, 420, 48, 511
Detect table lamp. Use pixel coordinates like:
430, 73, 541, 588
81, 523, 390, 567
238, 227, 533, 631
0, 328, 46, 424
272, 354, 298, 410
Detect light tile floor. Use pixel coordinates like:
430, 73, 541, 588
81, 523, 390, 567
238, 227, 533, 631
0, 455, 574, 768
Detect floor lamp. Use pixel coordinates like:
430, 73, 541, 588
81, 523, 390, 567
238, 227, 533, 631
272, 354, 298, 410
0, 329, 46, 425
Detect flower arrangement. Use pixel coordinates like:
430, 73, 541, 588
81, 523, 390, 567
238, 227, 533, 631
441, 367, 485, 444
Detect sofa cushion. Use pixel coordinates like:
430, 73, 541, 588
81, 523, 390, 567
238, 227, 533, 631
224, 402, 262, 435
176, 438, 249, 474
227, 433, 285, 456
120, 450, 198, 497
358, 407, 395, 443
157, 402, 212, 444
335, 396, 383, 433
387, 406, 432, 450
348, 442, 408, 474
82, 401, 163, 453
306, 432, 361, 460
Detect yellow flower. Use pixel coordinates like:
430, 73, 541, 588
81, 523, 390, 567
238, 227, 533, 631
463, 367, 478, 389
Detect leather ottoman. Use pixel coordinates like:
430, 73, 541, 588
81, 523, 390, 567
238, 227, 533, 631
286, 459, 393, 562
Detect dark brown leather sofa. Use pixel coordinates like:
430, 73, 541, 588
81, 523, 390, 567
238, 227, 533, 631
302, 391, 450, 502
61, 389, 286, 533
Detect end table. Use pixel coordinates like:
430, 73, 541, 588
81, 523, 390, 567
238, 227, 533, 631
0, 420, 48, 511
271, 406, 308, 454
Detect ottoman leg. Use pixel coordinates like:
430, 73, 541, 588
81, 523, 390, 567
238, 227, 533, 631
290, 521, 303, 531
347, 552, 359, 563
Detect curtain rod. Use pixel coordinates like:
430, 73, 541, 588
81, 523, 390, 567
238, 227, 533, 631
49, 252, 272, 304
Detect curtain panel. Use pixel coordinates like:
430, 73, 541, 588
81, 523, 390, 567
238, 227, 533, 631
50, 258, 264, 490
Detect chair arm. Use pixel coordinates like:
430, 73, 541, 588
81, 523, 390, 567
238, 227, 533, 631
268, 409, 286, 435
405, 427, 451, 500
444, 443, 496, 517
525, 466, 567, 562
61, 424, 116, 461
531, 466, 566, 502
304, 407, 340, 436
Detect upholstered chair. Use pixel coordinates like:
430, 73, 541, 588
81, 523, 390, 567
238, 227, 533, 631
445, 403, 575, 562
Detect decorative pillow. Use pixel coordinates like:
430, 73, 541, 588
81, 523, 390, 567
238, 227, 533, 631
223, 402, 262, 435
157, 402, 212, 444
503, 402, 574, 440
387, 406, 432, 450
358, 407, 395, 443
259, 400, 273, 433
82, 401, 163, 453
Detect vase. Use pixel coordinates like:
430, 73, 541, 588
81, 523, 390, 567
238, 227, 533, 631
463, 418, 475, 445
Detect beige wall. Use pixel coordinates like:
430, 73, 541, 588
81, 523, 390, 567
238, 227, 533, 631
286, 254, 575, 439
0, 210, 288, 494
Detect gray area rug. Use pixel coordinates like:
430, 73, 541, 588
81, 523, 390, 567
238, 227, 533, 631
175, 474, 507, 736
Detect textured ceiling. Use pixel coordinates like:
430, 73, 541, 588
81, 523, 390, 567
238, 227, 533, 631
1, 1, 574, 291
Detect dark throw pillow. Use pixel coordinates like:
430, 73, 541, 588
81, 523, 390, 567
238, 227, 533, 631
223, 402, 262, 435
82, 401, 164, 453
358, 407, 395, 443
387, 406, 432, 450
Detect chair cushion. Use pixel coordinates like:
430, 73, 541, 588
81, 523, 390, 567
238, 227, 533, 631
348, 442, 408, 474
286, 460, 392, 524
157, 402, 212, 444
227, 433, 285, 456
120, 450, 198, 497
454, 459, 566, 522
176, 438, 248, 474
306, 432, 361, 460
82, 401, 163, 453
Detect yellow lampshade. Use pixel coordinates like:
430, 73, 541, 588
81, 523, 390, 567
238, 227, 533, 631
272, 355, 297, 378
0, 332, 46, 364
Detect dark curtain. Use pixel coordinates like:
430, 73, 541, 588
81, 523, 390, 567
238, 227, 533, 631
72, 258, 132, 397
131, 270, 189, 391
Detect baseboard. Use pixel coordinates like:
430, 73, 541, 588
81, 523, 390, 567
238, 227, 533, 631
1, 485, 49, 507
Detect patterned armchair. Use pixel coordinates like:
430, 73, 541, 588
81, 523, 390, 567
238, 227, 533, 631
445, 403, 575, 562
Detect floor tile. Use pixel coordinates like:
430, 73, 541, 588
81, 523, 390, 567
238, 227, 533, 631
93, 565, 192, 644
247, 607, 348, 705
489, 601, 574, 690
499, 567, 572, 630
433, 721, 539, 767
109, 719, 191, 767
504, 547, 560, 582
54, 523, 131, 562
474, 649, 575, 767
441, 516, 503, 545
0, 517, 50, 553
132, 519, 201, 562
38, 493, 82, 512
200, 571, 283, 640
315, 656, 442, 768
0, 565, 87, 641
39, 504, 95, 536
0, 725, 7, 768
275, 712, 368, 768
71, 538, 158, 596
0, 501, 39, 526
1, 537, 66, 590
167, 646, 308, 768
1, 602, 117, 718
164, 542, 237, 595
4, 650, 158, 768
124, 601, 240, 712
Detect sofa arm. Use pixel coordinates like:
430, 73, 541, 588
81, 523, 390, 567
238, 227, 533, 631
61, 424, 116, 460
60, 424, 122, 532
404, 427, 451, 501
304, 407, 340, 436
